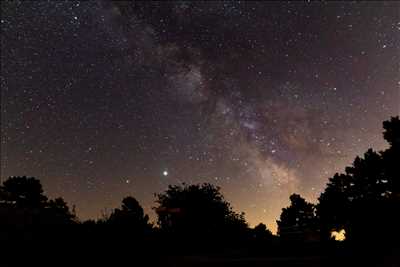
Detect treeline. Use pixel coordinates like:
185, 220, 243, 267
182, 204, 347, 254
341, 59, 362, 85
0, 117, 399, 265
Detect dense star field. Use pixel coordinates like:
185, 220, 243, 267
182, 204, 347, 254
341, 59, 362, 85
1, 1, 399, 232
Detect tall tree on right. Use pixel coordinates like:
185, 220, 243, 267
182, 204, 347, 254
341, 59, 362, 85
317, 116, 400, 241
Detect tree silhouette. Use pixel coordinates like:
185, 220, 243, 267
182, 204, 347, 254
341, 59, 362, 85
316, 173, 352, 240
317, 116, 400, 241
252, 223, 273, 241
107, 196, 152, 233
0, 176, 76, 226
383, 116, 400, 148
154, 183, 248, 242
382, 116, 400, 196
277, 194, 317, 241
44, 197, 77, 224
1, 176, 48, 208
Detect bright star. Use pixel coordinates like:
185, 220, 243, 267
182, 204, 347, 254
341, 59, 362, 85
163, 170, 168, 176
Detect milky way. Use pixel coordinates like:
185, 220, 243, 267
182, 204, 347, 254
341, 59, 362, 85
1, 1, 399, 232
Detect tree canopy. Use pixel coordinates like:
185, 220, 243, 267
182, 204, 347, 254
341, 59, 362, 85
1, 176, 48, 208
154, 183, 248, 240
107, 196, 152, 233
0, 176, 76, 226
277, 193, 317, 240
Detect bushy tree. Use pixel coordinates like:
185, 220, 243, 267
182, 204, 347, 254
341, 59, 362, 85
44, 197, 76, 224
0, 176, 76, 226
277, 194, 317, 240
154, 183, 248, 241
107, 196, 152, 233
252, 223, 273, 241
1, 176, 48, 208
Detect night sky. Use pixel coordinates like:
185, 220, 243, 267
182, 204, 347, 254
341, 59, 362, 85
1, 1, 399, 232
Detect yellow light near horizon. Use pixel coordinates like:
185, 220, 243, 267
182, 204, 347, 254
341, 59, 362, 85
331, 229, 346, 241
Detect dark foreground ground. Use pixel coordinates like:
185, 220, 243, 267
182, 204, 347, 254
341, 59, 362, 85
157, 245, 399, 267
3, 243, 398, 267
1, 229, 399, 267
3, 249, 399, 266
163, 253, 398, 267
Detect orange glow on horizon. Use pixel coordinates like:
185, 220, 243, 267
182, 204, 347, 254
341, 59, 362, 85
331, 229, 346, 241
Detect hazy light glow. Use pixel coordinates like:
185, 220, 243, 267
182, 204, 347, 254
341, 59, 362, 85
331, 229, 346, 241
